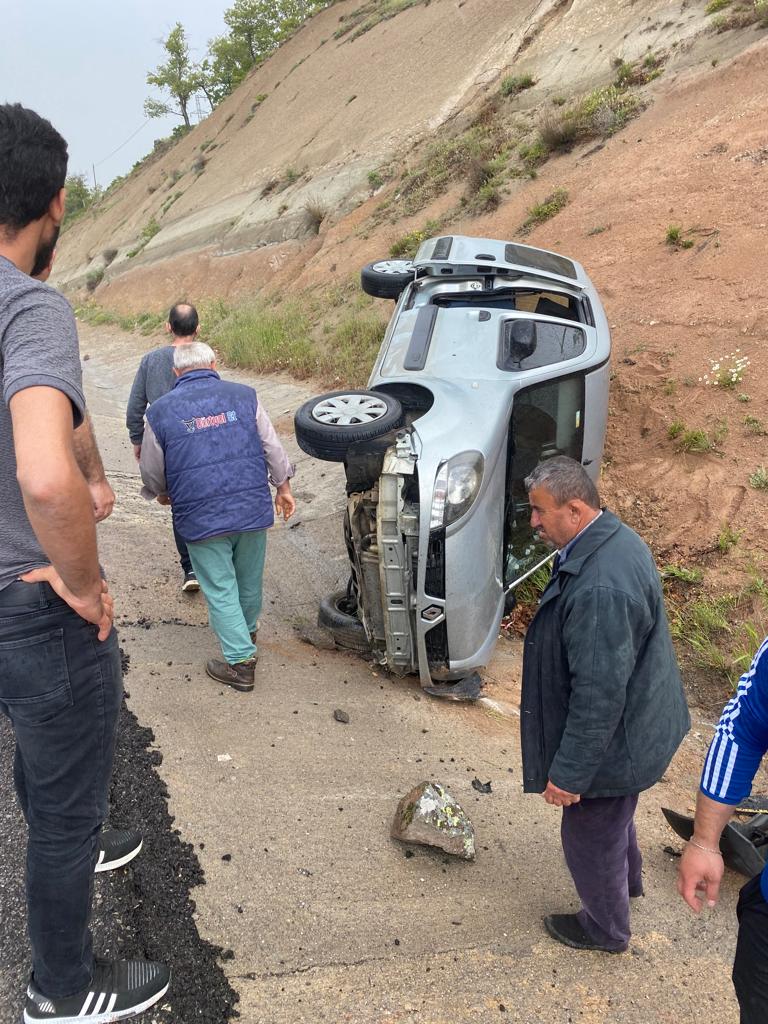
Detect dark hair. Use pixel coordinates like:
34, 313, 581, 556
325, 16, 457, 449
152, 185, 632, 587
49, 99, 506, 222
525, 456, 601, 509
168, 303, 199, 337
0, 104, 68, 231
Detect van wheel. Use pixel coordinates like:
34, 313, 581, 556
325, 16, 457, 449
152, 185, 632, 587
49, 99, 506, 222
294, 389, 404, 462
318, 591, 370, 652
360, 259, 414, 300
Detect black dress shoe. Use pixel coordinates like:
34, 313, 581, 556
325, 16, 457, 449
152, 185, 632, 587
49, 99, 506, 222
543, 914, 626, 953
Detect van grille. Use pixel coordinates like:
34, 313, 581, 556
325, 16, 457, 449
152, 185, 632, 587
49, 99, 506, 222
425, 530, 445, 598
425, 621, 448, 668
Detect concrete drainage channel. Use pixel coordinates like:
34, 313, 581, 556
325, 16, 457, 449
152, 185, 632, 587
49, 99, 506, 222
0, 655, 239, 1023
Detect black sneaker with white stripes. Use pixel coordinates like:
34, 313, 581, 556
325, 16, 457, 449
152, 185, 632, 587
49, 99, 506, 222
24, 958, 170, 1023
95, 830, 143, 873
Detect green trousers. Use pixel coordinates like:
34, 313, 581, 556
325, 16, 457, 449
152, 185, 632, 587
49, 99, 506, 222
187, 530, 267, 665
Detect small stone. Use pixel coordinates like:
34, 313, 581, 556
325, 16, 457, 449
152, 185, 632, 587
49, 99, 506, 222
333, 709, 350, 724
222, 853, 232, 862
472, 778, 492, 794
391, 781, 475, 860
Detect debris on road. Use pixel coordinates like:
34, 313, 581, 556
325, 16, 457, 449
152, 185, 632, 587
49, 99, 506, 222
333, 708, 350, 724
391, 781, 475, 860
472, 778, 492, 794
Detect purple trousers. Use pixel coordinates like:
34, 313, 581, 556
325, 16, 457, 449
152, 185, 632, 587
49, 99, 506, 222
561, 793, 642, 951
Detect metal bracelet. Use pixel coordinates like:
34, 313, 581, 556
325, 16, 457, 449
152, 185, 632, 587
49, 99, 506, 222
688, 837, 723, 856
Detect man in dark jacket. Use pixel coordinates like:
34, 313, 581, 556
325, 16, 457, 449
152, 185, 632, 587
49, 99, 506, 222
126, 302, 200, 592
521, 456, 689, 953
139, 342, 295, 692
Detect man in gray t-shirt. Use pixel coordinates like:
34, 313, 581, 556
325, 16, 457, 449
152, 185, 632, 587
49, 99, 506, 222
126, 302, 200, 592
0, 103, 169, 1021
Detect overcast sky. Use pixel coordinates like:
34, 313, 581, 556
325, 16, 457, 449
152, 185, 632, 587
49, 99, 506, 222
1, 1, 227, 188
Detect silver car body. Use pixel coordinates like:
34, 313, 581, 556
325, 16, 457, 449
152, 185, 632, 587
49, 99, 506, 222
342, 235, 610, 689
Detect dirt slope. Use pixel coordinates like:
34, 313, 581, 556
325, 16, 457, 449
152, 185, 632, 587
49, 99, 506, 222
56, 0, 768, 673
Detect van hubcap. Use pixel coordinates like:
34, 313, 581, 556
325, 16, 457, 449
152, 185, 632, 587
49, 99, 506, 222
312, 394, 388, 425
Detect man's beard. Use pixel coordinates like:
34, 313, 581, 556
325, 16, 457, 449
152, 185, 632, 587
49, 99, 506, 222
30, 225, 60, 279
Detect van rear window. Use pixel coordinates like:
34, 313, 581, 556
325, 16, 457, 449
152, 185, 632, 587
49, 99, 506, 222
498, 320, 587, 372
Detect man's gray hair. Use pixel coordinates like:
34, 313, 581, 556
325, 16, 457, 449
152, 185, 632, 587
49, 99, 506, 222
525, 456, 600, 509
173, 341, 216, 373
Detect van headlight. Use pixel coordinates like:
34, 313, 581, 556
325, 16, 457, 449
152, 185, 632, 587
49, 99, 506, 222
430, 452, 484, 528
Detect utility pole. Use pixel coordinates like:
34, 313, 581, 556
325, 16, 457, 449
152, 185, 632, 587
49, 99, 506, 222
92, 163, 98, 191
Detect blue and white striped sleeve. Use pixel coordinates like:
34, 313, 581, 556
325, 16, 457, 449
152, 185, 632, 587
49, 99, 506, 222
700, 638, 768, 804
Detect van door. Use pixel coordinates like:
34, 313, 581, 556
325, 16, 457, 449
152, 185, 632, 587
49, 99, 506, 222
503, 373, 585, 586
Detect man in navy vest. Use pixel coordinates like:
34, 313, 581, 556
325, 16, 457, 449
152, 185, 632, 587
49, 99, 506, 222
139, 342, 295, 692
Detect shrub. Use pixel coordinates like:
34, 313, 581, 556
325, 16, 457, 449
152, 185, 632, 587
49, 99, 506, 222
705, 0, 731, 11
677, 429, 713, 453
667, 420, 685, 439
102, 248, 118, 266
367, 170, 384, 190
85, 268, 104, 293
749, 466, 768, 490
519, 140, 549, 168
520, 188, 569, 233
389, 220, 443, 259
666, 225, 681, 244
191, 155, 207, 174
501, 73, 535, 97
718, 523, 742, 552
303, 197, 328, 234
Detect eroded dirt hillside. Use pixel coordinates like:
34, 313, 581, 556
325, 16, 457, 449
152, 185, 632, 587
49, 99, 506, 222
57, 0, 768, 682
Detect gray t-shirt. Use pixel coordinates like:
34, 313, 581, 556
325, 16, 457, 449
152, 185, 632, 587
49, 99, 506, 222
0, 255, 85, 591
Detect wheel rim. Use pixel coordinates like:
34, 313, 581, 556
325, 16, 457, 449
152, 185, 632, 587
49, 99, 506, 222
312, 394, 389, 426
370, 260, 413, 276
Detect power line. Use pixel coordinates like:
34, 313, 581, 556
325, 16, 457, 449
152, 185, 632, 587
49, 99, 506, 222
94, 118, 152, 168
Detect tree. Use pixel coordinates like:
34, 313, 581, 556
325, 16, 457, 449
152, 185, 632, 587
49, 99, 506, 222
63, 174, 98, 228
144, 23, 203, 129
198, 1, 329, 106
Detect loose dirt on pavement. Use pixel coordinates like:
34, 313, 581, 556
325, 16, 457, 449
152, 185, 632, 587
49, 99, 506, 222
4, 321, 757, 1023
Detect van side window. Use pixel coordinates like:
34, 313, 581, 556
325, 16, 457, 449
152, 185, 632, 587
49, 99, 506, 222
498, 320, 587, 372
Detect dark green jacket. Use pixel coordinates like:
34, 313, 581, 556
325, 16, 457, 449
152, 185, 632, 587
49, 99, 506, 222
521, 510, 690, 798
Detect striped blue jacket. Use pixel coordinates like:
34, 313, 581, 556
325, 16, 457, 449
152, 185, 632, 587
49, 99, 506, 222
701, 638, 768, 804
700, 637, 768, 897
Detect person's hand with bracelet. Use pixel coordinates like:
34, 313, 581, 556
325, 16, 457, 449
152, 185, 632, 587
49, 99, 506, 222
678, 792, 733, 912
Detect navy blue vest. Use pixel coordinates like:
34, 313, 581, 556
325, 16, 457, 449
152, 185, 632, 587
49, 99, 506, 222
146, 369, 274, 542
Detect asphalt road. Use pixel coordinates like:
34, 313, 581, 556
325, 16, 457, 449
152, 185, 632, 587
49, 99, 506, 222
0, 322, 752, 1023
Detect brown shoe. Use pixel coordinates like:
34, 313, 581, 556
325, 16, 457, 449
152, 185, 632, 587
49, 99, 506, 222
205, 657, 256, 692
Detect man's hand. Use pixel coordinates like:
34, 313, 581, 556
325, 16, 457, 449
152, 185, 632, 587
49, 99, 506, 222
543, 780, 581, 806
89, 479, 115, 522
156, 494, 171, 506
678, 842, 724, 912
275, 482, 296, 521
20, 565, 114, 641
133, 443, 142, 462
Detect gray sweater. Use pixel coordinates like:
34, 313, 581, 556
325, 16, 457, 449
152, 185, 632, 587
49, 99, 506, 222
126, 346, 176, 443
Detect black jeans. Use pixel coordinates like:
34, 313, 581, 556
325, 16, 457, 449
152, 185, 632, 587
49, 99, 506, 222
733, 872, 768, 1023
0, 581, 122, 999
172, 513, 192, 575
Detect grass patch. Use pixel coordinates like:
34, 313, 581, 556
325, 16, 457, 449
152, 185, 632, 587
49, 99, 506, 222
501, 73, 535, 97
667, 420, 685, 439
85, 268, 104, 293
717, 523, 742, 553
536, 84, 643, 154
677, 428, 714, 453
706, 0, 731, 10
744, 415, 765, 435
661, 564, 703, 584
303, 197, 328, 234
520, 188, 569, 234
334, 0, 432, 42
749, 465, 768, 489
75, 303, 165, 336
389, 219, 443, 259
126, 218, 161, 259
367, 170, 384, 190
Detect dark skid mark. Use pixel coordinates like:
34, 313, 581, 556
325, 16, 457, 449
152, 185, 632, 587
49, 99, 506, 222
108, 691, 240, 1023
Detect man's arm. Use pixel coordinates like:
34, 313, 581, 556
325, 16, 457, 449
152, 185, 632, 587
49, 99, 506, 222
547, 586, 645, 795
255, 403, 296, 520
126, 361, 148, 458
11, 386, 112, 638
139, 420, 168, 499
73, 413, 115, 521
679, 653, 768, 910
